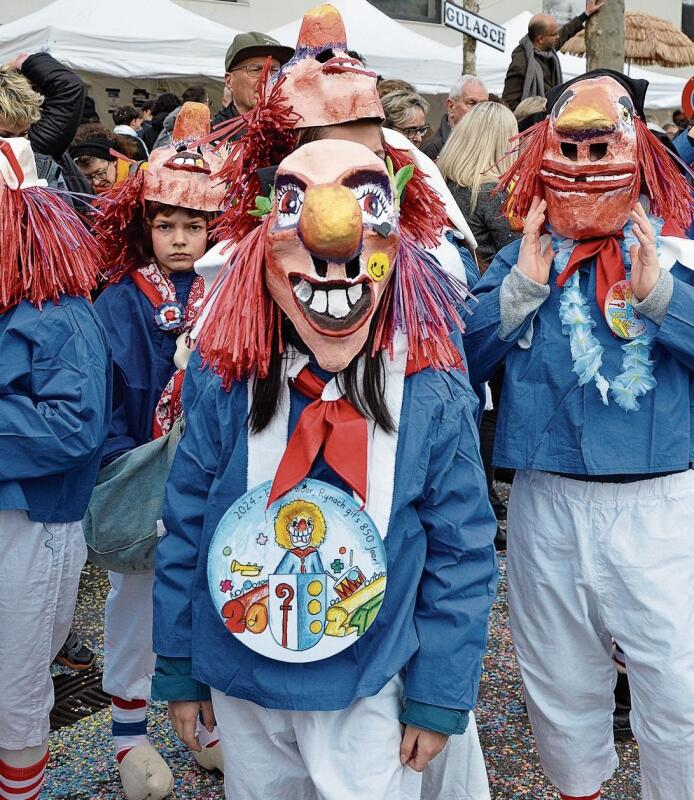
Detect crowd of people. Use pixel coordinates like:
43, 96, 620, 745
0, 2, 693, 800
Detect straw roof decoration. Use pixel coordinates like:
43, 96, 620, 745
562, 11, 694, 67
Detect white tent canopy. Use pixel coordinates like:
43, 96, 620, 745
0, 1, 683, 111
268, 0, 463, 95
0, 0, 239, 80
0, 0, 240, 123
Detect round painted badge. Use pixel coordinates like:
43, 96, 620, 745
154, 301, 185, 332
207, 479, 387, 663
603, 280, 647, 340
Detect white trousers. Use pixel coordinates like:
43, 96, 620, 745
102, 570, 155, 700
212, 676, 423, 800
507, 469, 694, 800
421, 713, 491, 800
0, 511, 86, 749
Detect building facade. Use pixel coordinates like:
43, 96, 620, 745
0, 0, 688, 38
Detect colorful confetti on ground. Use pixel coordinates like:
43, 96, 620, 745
45, 490, 641, 798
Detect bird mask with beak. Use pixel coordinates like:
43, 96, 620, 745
265, 139, 399, 371
499, 70, 692, 241
197, 139, 471, 387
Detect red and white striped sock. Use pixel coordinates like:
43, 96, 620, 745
560, 791, 602, 800
111, 696, 148, 763
196, 721, 220, 749
0, 751, 49, 800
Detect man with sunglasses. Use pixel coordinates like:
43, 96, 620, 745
212, 32, 294, 127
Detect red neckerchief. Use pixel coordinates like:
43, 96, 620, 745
555, 236, 625, 318
266, 351, 439, 509
131, 263, 204, 333
137, 264, 204, 439
152, 369, 186, 440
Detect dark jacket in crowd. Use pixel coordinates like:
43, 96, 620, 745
422, 113, 452, 161
22, 53, 91, 197
212, 102, 240, 128
502, 13, 587, 111
152, 108, 181, 150
446, 181, 521, 270
34, 152, 68, 191
142, 112, 168, 150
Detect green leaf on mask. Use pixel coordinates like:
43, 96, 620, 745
385, 156, 414, 204
247, 187, 275, 218
394, 165, 414, 200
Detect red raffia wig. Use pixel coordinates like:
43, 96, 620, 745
195, 63, 466, 387
91, 165, 146, 282
0, 184, 102, 313
196, 218, 282, 387
196, 226, 472, 389
201, 62, 450, 249
199, 64, 300, 245
384, 143, 448, 248
498, 117, 693, 232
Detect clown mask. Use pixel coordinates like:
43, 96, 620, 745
266, 139, 399, 372
144, 101, 226, 212
541, 76, 639, 239
276, 3, 384, 129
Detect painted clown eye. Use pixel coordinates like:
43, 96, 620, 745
275, 184, 304, 227
353, 183, 392, 224
618, 96, 634, 124
552, 89, 575, 118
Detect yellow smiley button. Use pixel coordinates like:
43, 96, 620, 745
367, 252, 390, 282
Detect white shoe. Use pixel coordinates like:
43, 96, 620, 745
118, 743, 174, 800
193, 741, 224, 773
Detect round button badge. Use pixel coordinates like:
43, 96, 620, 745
604, 280, 647, 340
207, 479, 387, 663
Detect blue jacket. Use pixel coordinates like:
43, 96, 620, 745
464, 238, 694, 474
0, 297, 111, 522
673, 129, 694, 166
94, 270, 196, 461
152, 351, 497, 721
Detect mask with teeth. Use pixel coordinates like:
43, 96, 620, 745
274, 3, 384, 129
143, 101, 226, 212
266, 139, 399, 372
288, 516, 314, 547
541, 76, 639, 239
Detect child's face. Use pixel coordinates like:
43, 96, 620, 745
150, 209, 208, 274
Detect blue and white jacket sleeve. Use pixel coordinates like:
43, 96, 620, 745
402, 375, 497, 733
152, 360, 222, 699
0, 304, 109, 481
464, 239, 550, 385
636, 266, 694, 371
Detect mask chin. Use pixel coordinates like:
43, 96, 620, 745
544, 184, 636, 239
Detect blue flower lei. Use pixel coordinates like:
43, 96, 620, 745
552, 215, 662, 412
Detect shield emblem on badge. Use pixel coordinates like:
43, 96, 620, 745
269, 573, 326, 651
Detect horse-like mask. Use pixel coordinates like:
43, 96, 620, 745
144, 102, 225, 212
266, 140, 399, 371
541, 76, 639, 239
275, 3, 384, 129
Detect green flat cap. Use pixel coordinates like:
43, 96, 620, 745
225, 32, 294, 72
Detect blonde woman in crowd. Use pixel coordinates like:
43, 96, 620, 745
438, 101, 520, 270
381, 88, 430, 149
